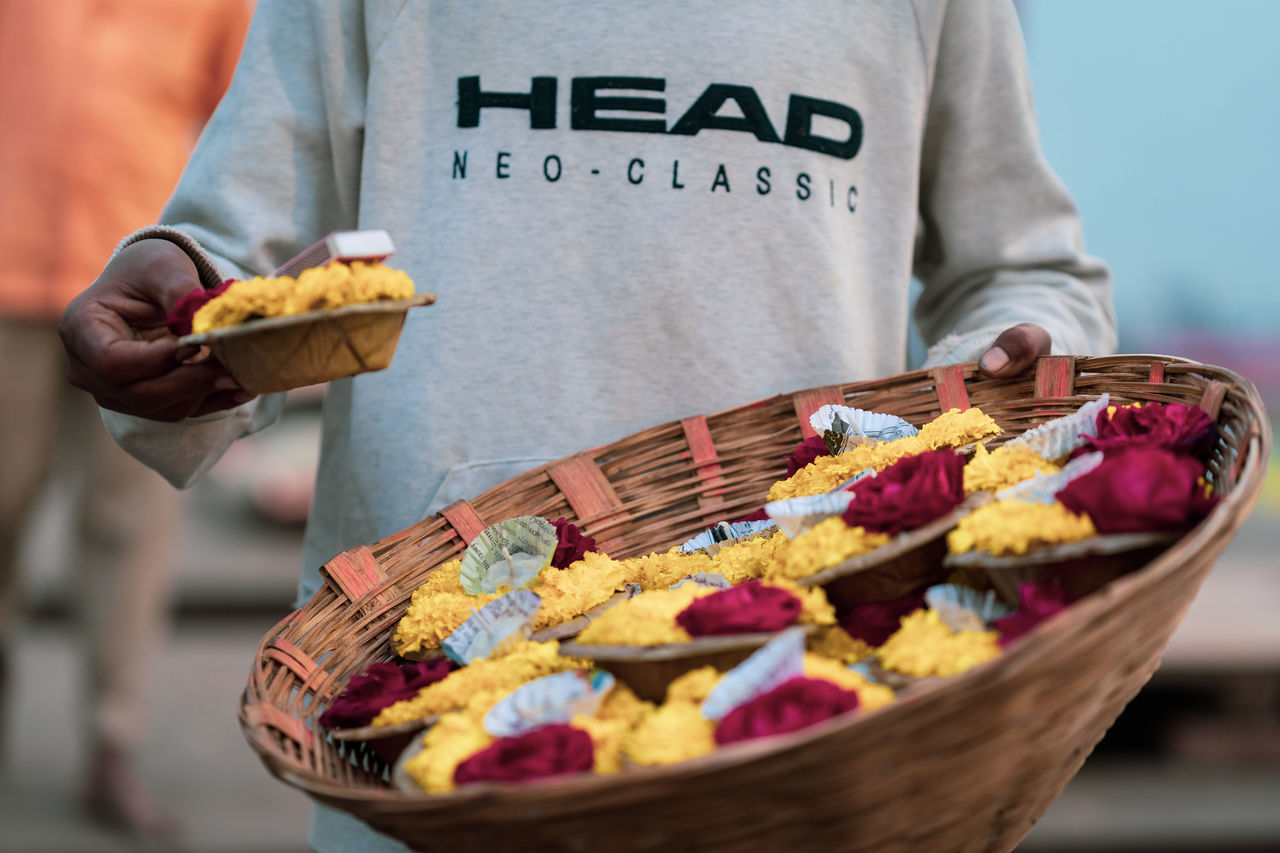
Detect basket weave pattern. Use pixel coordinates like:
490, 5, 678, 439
238, 355, 1270, 853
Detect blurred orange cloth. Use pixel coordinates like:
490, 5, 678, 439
0, 0, 253, 319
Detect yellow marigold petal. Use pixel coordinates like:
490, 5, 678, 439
401, 712, 494, 794
946, 500, 1096, 557
664, 666, 723, 705
373, 640, 584, 725
806, 625, 875, 664
391, 587, 500, 658
876, 609, 1001, 678
624, 702, 717, 766
963, 444, 1059, 494
574, 585, 716, 646
917, 407, 1002, 450
802, 652, 896, 711
767, 518, 890, 581
596, 683, 655, 727
570, 716, 629, 775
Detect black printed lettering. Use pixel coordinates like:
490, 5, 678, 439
457, 76, 557, 129
543, 154, 562, 182
669, 84, 781, 143
672, 160, 684, 189
628, 158, 644, 185
796, 172, 811, 200
711, 164, 731, 192
756, 166, 771, 195
452, 151, 467, 179
496, 151, 511, 179
848, 185, 858, 213
571, 77, 666, 133
784, 95, 862, 160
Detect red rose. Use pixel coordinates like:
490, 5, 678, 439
786, 435, 832, 476
1056, 447, 1219, 533
675, 581, 803, 637
837, 591, 926, 646
841, 450, 965, 535
549, 517, 599, 568
164, 279, 235, 336
715, 677, 860, 745
453, 724, 594, 787
991, 582, 1073, 647
1082, 402, 1218, 460
318, 658, 452, 728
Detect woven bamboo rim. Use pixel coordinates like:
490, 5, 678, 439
239, 355, 1270, 853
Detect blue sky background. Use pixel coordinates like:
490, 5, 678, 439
1019, 0, 1280, 345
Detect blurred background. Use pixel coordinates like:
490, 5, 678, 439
1, 1, 1277, 851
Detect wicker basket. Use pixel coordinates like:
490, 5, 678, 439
238, 355, 1270, 853
179, 293, 435, 394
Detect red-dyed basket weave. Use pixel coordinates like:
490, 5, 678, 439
238, 355, 1270, 852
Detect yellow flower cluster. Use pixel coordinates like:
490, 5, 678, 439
767, 408, 1000, 502
876, 609, 1001, 678
806, 625, 875, 664
708, 532, 789, 583
373, 640, 586, 726
963, 444, 1059, 494
575, 585, 715, 645
917, 407, 1002, 450
574, 579, 834, 646
946, 500, 1096, 557
192, 260, 414, 333
768, 518, 890, 581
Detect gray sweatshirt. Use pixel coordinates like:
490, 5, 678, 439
104, 2, 1114, 847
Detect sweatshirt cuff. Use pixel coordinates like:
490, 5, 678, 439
920, 326, 1004, 368
115, 225, 230, 291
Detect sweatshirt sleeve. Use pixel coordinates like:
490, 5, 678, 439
912, 0, 1117, 367
99, 1, 370, 486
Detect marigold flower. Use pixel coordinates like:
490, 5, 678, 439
623, 702, 717, 766
917, 407, 1002, 450
768, 518, 890, 581
946, 500, 1096, 557
876, 609, 1001, 677
963, 444, 1059, 494
806, 625, 875, 665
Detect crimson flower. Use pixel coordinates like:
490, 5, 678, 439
164, 279, 235, 336
318, 658, 452, 728
453, 724, 594, 786
991, 582, 1073, 647
841, 450, 965, 535
1056, 448, 1219, 534
549, 517, 598, 568
837, 591, 926, 646
1081, 402, 1218, 460
675, 581, 803, 637
715, 677, 860, 745
786, 435, 831, 476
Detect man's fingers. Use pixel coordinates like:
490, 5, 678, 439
978, 323, 1052, 378
70, 357, 241, 420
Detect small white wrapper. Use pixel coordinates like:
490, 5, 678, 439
765, 490, 855, 540
442, 589, 543, 665
996, 451, 1105, 505
670, 572, 733, 590
701, 627, 807, 722
924, 584, 1014, 633
483, 669, 615, 738
678, 520, 776, 555
810, 404, 919, 452
1004, 394, 1110, 461
459, 516, 558, 595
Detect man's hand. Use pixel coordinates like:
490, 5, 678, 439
60, 238, 254, 421
978, 323, 1052, 378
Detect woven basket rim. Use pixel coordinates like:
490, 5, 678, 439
239, 354, 1273, 830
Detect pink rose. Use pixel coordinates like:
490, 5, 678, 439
549, 517, 599, 568
1056, 448, 1219, 533
715, 677, 860, 745
1082, 402, 1218, 461
837, 590, 926, 646
675, 581, 803, 636
991, 582, 1073, 647
164, 279, 235, 336
841, 450, 965, 535
453, 724, 594, 786
318, 658, 452, 728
